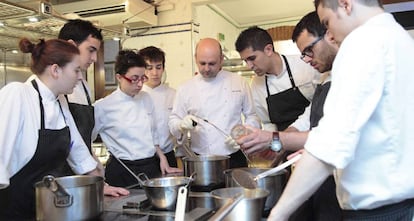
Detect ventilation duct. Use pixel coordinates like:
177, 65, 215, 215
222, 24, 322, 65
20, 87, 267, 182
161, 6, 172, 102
53, 0, 158, 32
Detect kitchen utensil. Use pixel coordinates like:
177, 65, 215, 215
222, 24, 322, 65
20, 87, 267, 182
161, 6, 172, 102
181, 130, 197, 158
138, 173, 194, 211
183, 155, 229, 187
211, 187, 269, 221
232, 154, 301, 189
35, 175, 104, 221
224, 167, 287, 211
192, 115, 251, 163
174, 186, 188, 221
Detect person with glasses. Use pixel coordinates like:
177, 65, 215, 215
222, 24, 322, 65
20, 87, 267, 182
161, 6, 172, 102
93, 50, 181, 188
267, 0, 414, 220
139, 46, 178, 167
236, 11, 340, 220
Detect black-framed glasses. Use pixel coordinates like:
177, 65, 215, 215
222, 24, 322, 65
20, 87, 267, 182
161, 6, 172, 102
121, 74, 148, 84
300, 36, 323, 60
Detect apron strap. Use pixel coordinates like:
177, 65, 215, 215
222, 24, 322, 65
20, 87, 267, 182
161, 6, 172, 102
81, 81, 92, 105
64, 81, 92, 106
32, 80, 67, 126
265, 55, 296, 97
31, 80, 45, 129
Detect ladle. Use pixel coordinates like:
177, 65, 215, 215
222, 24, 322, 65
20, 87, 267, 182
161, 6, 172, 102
232, 154, 302, 189
191, 115, 251, 163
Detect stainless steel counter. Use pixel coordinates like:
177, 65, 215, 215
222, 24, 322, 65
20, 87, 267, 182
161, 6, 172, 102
101, 189, 214, 221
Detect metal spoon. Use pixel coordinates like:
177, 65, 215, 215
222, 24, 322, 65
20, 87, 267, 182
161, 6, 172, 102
191, 115, 251, 163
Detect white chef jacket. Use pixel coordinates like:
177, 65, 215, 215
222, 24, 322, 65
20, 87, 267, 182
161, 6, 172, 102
290, 73, 332, 131
142, 84, 176, 153
305, 13, 414, 210
0, 78, 97, 188
93, 88, 159, 160
169, 70, 260, 156
251, 54, 319, 131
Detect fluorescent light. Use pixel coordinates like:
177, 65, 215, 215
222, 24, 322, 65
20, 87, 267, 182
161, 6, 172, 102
28, 17, 39, 22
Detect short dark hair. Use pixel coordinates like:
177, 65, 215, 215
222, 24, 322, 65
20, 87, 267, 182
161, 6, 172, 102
19, 38, 79, 75
292, 11, 326, 42
235, 26, 274, 52
138, 46, 166, 68
58, 19, 103, 44
115, 50, 146, 75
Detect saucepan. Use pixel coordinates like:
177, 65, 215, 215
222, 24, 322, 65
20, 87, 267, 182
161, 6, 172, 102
182, 155, 229, 187
35, 175, 104, 221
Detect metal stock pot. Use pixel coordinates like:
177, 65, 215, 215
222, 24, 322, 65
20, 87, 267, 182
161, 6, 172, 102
183, 155, 229, 187
35, 175, 104, 221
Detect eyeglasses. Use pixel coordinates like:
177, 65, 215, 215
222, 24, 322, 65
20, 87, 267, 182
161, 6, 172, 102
300, 36, 323, 60
121, 74, 148, 84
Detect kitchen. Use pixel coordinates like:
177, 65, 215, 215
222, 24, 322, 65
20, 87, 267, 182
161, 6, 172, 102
0, 0, 414, 220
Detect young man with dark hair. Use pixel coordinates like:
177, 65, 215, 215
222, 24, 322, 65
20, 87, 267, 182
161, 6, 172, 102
139, 46, 178, 167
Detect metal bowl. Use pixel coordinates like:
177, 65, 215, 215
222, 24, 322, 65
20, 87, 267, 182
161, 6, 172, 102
141, 176, 192, 211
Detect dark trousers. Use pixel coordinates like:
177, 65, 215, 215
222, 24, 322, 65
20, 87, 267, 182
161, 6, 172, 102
105, 155, 161, 188
342, 198, 414, 221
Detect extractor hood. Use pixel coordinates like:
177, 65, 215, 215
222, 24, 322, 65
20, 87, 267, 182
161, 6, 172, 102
52, 0, 158, 32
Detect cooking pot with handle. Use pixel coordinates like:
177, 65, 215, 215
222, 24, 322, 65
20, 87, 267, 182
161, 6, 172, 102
183, 155, 229, 187
35, 175, 104, 221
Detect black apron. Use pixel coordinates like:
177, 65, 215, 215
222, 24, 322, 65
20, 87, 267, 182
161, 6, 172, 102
65, 81, 94, 152
61, 81, 95, 176
0, 80, 71, 219
105, 155, 160, 188
310, 81, 331, 128
266, 55, 310, 131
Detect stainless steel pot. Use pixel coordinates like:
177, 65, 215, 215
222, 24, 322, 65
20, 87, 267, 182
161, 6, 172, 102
183, 155, 229, 186
224, 167, 287, 211
138, 173, 193, 211
35, 175, 104, 221
211, 187, 269, 221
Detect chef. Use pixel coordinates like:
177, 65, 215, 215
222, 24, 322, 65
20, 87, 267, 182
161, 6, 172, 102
0, 38, 100, 219
169, 38, 260, 168
139, 46, 178, 167
57, 19, 129, 196
235, 26, 318, 132
93, 50, 181, 188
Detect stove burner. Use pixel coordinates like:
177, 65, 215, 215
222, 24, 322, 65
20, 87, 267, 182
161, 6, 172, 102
190, 183, 225, 192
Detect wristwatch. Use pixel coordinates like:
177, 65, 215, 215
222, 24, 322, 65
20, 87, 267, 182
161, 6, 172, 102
269, 131, 282, 152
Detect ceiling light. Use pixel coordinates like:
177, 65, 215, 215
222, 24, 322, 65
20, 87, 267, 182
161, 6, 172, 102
11, 50, 18, 54
28, 17, 39, 22
113, 37, 121, 41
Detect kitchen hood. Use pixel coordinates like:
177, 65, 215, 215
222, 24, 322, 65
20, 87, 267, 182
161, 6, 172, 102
53, 0, 158, 32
